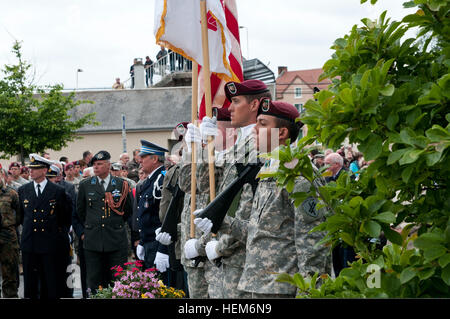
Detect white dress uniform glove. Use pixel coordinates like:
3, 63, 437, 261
155, 227, 173, 245
154, 252, 170, 273
184, 238, 200, 259
136, 244, 145, 260
185, 123, 202, 153
205, 240, 220, 261
199, 116, 218, 143
193, 208, 213, 235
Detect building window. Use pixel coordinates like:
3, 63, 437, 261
295, 103, 304, 113
295, 87, 302, 98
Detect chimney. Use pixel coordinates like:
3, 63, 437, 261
278, 66, 287, 77
133, 58, 146, 89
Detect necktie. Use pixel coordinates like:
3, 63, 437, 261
37, 184, 42, 197
101, 179, 106, 191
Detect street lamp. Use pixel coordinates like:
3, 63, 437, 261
76, 68, 83, 90
239, 26, 249, 58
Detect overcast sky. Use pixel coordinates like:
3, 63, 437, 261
0, 0, 415, 89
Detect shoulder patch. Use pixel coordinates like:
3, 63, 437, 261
91, 177, 97, 185
301, 197, 319, 218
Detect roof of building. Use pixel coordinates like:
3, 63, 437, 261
243, 58, 275, 84
68, 87, 192, 133
276, 68, 332, 99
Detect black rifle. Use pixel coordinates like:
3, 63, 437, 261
197, 161, 263, 234
160, 182, 185, 242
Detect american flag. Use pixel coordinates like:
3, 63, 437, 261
198, 0, 243, 120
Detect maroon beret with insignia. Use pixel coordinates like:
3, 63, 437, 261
212, 107, 231, 121
20, 166, 29, 173
224, 79, 269, 102
9, 162, 21, 170
258, 99, 301, 123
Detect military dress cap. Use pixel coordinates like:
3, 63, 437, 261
224, 79, 269, 102
212, 107, 231, 121
257, 99, 300, 123
90, 150, 111, 165
139, 139, 168, 157
9, 162, 21, 170
111, 162, 125, 171
46, 165, 60, 177
28, 153, 53, 169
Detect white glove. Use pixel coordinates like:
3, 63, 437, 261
205, 240, 220, 261
155, 227, 173, 245
136, 244, 145, 260
199, 116, 218, 143
194, 217, 213, 235
154, 252, 170, 273
184, 238, 200, 259
185, 123, 202, 152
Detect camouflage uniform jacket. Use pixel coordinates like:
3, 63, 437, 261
193, 130, 258, 268
238, 160, 331, 295
0, 184, 21, 248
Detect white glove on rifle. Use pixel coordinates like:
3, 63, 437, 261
205, 240, 220, 261
185, 123, 202, 153
184, 238, 200, 259
199, 116, 218, 143
193, 209, 213, 235
154, 252, 170, 273
155, 227, 173, 245
136, 244, 145, 260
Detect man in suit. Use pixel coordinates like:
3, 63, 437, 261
18, 154, 72, 299
76, 150, 133, 295
134, 140, 169, 282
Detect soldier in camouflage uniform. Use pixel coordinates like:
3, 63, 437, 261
188, 80, 272, 299
0, 174, 22, 298
235, 100, 331, 298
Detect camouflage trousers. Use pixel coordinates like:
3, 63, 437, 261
0, 242, 19, 298
204, 260, 223, 298
221, 264, 252, 299
185, 266, 209, 299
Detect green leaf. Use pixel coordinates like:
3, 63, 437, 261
387, 148, 408, 165
414, 233, 445, 250
442, 265, 450, 286
401, 165, 414, 183
380, 84, 395, 96
340, 88, 354, 106
359, 134, 383, 161
424, 245, 447, 262
382, 226, 403, 246
293, 273, 307, 290
400, 267, 417, 284
386, 113, 399, 131
276, 273, 296, 286
340, 232, 354, 246
365, 220, 381, 237
425, 151, 442, 166
417, 267, 435, 280
399, 149, 423, 165
373, 212, 396, 224
438, 254, 450, 268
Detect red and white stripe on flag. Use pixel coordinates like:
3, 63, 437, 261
198, 0, 243, 120
154, 0, 243, 119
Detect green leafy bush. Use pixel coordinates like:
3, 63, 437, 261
271, 0, 450, 298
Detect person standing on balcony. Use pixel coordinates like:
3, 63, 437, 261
144, 56, 154, 87
156, 46, 168, 77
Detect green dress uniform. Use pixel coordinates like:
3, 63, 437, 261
76, 167, 133, 294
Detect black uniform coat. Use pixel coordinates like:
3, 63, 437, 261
136, 166, 168, 254
19, 181, 72, 254
76, 175, 132, 252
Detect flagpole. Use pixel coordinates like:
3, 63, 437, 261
200, 0, 216, 202
190, 61, 199, 239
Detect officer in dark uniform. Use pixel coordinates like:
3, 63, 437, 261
134, 140, 169, 282
18, 154, 72, 299
76, 150, 133, 295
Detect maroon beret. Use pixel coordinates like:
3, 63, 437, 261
257, 99, 300, 123
224, 80, 269, 102
65, 163, 74, 170
20, 166, 29, 173
9, 162, 21, 170
212, 107, 231, 121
